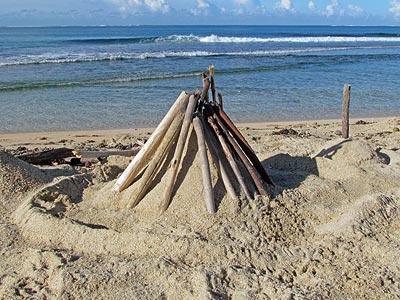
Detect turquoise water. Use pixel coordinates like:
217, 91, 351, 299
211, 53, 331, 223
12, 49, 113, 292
1, 25, 399, 133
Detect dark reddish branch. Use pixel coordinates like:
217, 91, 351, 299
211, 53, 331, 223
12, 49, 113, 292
213, 113, 269, 196
206, 114, 253, 200
214, 105, 274, 186
204, 103, 270, 196
17, 148, 75, 165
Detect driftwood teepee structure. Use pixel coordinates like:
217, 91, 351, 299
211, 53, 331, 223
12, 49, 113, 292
112, 66, 273, 214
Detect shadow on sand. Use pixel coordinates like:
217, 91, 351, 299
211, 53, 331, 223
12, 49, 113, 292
262, 139, 351, 196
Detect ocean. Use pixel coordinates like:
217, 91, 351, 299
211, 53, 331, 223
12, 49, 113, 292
0, 25, 399, 133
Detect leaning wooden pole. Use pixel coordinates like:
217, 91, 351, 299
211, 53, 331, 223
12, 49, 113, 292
112, 91, 189, 192
126, 113, 184, 209
193, 115, 216, 213
211, 107, 269, 197
207, 115, 253, 200
202, 116, 237, 201
160, 93, 199, 213
216, 107, 274, 186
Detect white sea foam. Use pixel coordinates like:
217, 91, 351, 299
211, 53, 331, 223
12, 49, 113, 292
158, 34, 400, 43
0, 46, 396, 67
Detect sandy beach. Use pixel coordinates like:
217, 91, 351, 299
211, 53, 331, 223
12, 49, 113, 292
1, 116, 400, 299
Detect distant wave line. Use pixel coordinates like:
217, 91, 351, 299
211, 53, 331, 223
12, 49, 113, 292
157, 34, 400, 43
0, 72, 202, 92
69, 37, 158, 44
1, 46, 398, 67
68, 34, 400, 44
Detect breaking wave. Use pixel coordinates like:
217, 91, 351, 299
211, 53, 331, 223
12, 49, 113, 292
156, 34, 400, 43
2, 46, 397, 67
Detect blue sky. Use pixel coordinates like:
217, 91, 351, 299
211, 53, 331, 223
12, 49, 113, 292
1, 0, 400, 26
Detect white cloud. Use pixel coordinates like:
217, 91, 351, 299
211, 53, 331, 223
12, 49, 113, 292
144, 0, 169, 12
197, 0, 209, 9
277, 0, 291, 10
325, 0, 338, 16
234, 0, 250, 4
389, 0, 400, 17
190, 0, 212, 16
308, 1, 315, 10
347, 4, 364, 16
109, 0, 169, 13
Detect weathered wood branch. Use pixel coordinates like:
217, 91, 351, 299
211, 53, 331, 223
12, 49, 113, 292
112, 91, 189, 192
210, 106, 269, 197
206, 115, 253, 200
217, 93, 223, 110
216, 106, 274, 186
342, 84, 351, 139
17, 148, 75, 165
74, 148, 141, 158
160, 92, 199, 213
193, 115, 215, 213
202, 115, 237, 201
209, 65, 216, 103
201, 72, 210, 102
126, 114, 184, 209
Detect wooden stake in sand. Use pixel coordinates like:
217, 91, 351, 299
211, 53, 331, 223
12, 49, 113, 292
342, 84, 351, 139
160, 93, 199, 213
113, 91, 189, 192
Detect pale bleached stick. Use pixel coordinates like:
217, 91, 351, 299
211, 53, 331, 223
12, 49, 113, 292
193, 115, 215, 214
74, 148, 141, 158
112, 91, 189, 192
160, 93, 198, 213
126, 113, 184, 209
201, 115, 237, 201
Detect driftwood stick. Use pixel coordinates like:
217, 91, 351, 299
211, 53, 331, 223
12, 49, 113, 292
126, 114, 184, 209
212, 108, 269, 197
160, 93, 199, 213
207, 115, 253, 200
208, 65, 216, 103
112, 91, 189, 192
217, 93, 223, 110
216, 107, 274, 186
342, 84, 351, 139
193, 115, 215, 213
74, 148, 141, 158
201, 73, 210, 102
17, 148, 75, 165
202, 115, 237, 201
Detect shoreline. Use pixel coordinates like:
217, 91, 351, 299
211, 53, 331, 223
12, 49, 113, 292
1, 116, 397, 151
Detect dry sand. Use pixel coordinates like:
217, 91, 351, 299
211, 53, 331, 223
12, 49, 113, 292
1, 117, 400, 299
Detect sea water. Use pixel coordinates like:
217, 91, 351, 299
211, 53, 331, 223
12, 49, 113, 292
0, 25, 399, 133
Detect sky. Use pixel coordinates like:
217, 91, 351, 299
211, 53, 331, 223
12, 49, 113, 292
0, 0, 400, 26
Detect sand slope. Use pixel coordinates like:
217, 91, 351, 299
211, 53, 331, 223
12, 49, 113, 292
1, 117, 400, 299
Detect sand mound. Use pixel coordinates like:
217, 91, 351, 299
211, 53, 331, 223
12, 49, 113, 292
0, 151, 49, 204
312, 139, 383, 180
9, 124, 400, 299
